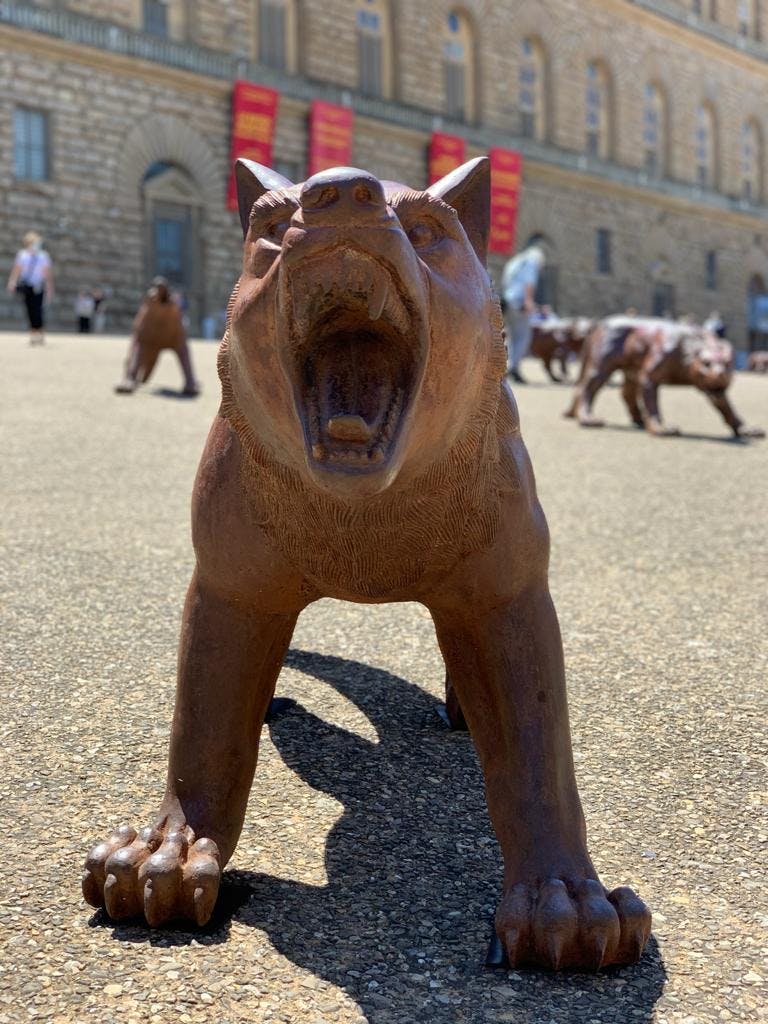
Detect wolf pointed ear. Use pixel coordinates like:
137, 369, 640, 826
427, 156, 490, 265
235, 159, 293, 238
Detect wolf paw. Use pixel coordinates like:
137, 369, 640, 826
82, 822, 221, 927
648, 424, 680, 437
737, 424, 765, 439
496, 878, 651, 971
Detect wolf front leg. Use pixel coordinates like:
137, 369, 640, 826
83, 572, 298, 927
431, 584, 650, 971
704, 389, 765, 439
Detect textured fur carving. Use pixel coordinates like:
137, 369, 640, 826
85, 161, 652, 973
217, 304, 510, 597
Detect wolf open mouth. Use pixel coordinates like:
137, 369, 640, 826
288, 256, 423, 474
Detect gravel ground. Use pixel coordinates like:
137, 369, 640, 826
0, 332, 766, 1024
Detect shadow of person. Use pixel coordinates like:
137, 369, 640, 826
227, 648, 667, 1022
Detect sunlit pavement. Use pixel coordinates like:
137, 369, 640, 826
1, 331, 766, 1024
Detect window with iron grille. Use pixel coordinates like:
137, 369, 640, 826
596, 228, 612, 274
519, 38, 542, 140
143, 0, 168, 38
737, 0, 756, 36
358, 28, 383, 96
705, 250, 718, 291
444, 60, 466, 121
643, 84, 664, 178
585, 63, 606, 159
259, 0, 287, 70
443, 11, 472, 122
695, 106, 714, 188
14, 108, 50, 181
741, 121, 760, 201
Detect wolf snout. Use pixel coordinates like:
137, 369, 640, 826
299, 167, 389, 226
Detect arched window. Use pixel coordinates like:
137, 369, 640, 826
741, 120, 762, 202
519, 38, 546, 140
257, 0, 297, 72
695, 103, 717, 188
643, 83, 667, 178
585, 61, 611, 160
443, 10, 476, 122
738, 0, 759, 37
357, 0, 393, 99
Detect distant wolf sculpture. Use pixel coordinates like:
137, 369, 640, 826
567, 315, 764, 438
115, 277, 199, 396
530, 317, 594, 383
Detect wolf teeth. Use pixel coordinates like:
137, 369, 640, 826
368, 277, 388, 321
326, 415, 373, 443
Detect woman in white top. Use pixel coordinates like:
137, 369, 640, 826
6, 231, 55, 345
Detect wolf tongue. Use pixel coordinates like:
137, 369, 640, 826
326, 415, 373, 444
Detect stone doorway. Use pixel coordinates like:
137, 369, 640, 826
142, 162, 204, 333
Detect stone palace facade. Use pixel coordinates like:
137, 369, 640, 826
1, 0, 768, 345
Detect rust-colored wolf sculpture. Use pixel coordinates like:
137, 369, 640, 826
530, 317, 593, 383
566, 315, 764, 438
83, 158, 651, 971
115, 278, 199, 396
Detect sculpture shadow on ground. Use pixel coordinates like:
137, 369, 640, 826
150, 387, 200, 400
595, 422, 747, 445
223, 648, 667, 1023
89, 647, 667, 1017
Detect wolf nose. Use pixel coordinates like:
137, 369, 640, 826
299, 167, 387, 221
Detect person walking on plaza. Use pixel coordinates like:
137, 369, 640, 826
6, 231, 54, 345
75, 289, 95, 333
500, 242, 546, 384
115, 277, 200, 396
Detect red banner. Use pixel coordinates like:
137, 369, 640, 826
488, 148, 522, 255
226, 81, 280, 210
428, 133, 466, 184
308, 100, 354, 176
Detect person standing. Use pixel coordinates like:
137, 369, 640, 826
500, 243, 546, 384
6, 231, 54, 345
75, 289, 95, 333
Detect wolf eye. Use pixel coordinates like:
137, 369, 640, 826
264, 218, 290, 243
407, 219, 443, 251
